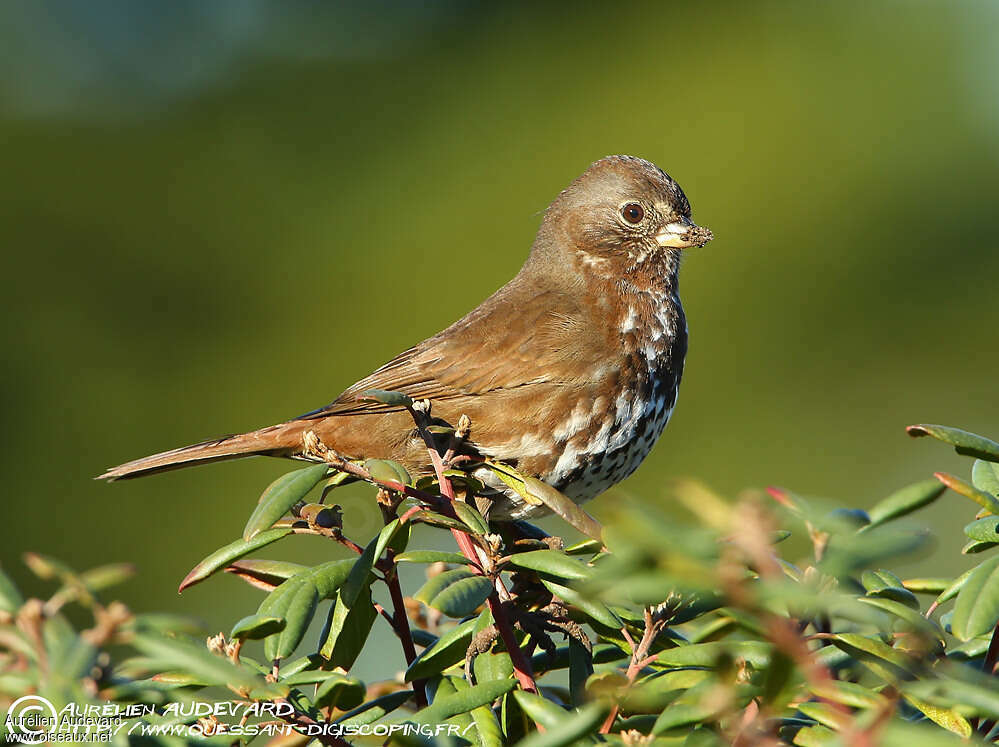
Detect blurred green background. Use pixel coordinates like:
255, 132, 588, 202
2, 0, 997, 681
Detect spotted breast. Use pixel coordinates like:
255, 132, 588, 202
481, 282, 688, 520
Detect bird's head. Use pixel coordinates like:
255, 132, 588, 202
531, 155, 712, 278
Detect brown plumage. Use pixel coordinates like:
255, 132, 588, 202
98, 155, 711, 519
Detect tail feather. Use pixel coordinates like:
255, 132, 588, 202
96, 421, 311, 481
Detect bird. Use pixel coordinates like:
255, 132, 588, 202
99, 155, 712, 520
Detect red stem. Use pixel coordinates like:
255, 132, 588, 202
410, 406, 539, 694
384, 547, 428, 708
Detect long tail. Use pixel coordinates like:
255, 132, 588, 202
96, 421, 312, 481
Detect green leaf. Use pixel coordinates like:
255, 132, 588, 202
179, 527, 294, 592
360, 388, 414, 407
934, 472, 999, 515
225, 559, 309, 591
395, 550, 472, 565
334, 691, 412, 727
565, 539, 603, 556
901, 577, 950, 594
314, 673, 366, 711
962, 538, 998, 554
653, 690, 728, 735
309, 559, 356, 598
469, 700, 505, 747
792, 725, 837, 747
539, 578, 622, 629
797, 702, 851, 731
510, 690, 570, 730
413, 511, 472, 531
452, 500, 490, 535
864, 479, 947, 529
951, 554, 999, 640
621, 669, 712, 713
931, 567, 974, 609
230, 614, 286, 641
278, 653, 323, 678
78, 562, 136, 592
656, 641, 771, 669
243, 463, 330, 541
855, 597, 940, 636
411, 678, 517, 724
481, 460, 603, 541
964, 516, 999, 543
319, 588, 378, 669
363, 458, 412, 486
504, 550, 589, 581
973, 459, 999, 496
259, 577, 320, 661
807, 679, 886, 710
513, 702, 606, 747
22, 552, 76, 581
907, 424, 999, 462
415, 568, 493, 617
903, 664, 999, 719
338, 525, 393, 610
901, 694, 972, 738
824, 633, 918, 679
472, 609, 513, 685
0, 566, 24, 612
861, 569, 920, 609
281, 668, 340, 687
405, 618, 477, 681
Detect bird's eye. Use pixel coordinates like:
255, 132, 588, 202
621, 203, 644, 224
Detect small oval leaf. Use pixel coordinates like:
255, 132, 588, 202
907, 424, 999, 462
363, 458, 412, 487
935, 472, 999, 515
405, 618, 477, 681
314, 674, 366, 711
964, 517, 999, 543
415, 568, 493, 618
973, 459, 999, 496
452, 500, 490, 535
230, 614, 286, 641
394, 551, 472, 565
505, 550, 590, 581
225, 559, 309, 592
179, 528, 294, 593
243, 464, 330, 541
259, 578, 320, 661
951, 554, 999, 641
864, 479, 947, 529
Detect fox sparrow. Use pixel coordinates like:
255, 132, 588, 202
100, 155, 712, 519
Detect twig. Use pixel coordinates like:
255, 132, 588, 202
406, 401, 539, 695
378, 497, 428, 709
600, 609, 663, 733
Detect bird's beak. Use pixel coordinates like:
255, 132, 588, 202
655, 217, 713, 249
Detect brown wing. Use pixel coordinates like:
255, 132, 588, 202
297, 281, 600, 421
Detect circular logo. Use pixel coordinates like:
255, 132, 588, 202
5, 695, 57, 744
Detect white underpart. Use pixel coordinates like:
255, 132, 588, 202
501, 431, 552, 458
576, 250, 609, 268
620, 307, 637, 333
552, 400, 591, 441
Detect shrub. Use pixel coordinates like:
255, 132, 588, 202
2, 409, 999, 745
